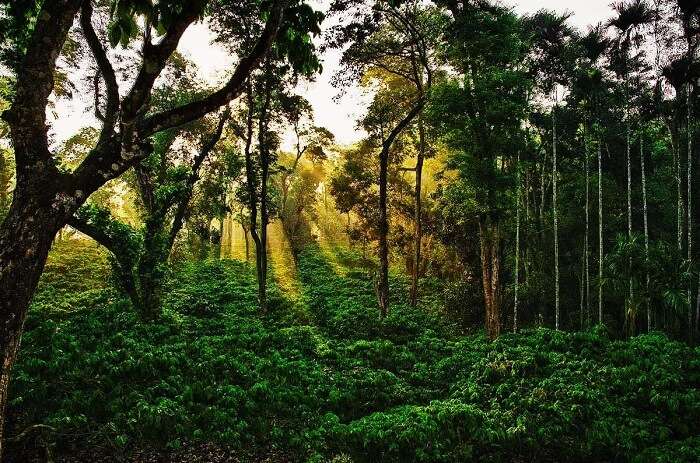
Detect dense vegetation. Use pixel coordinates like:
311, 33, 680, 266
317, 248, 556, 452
5, 242, 700, 462
1, 0, 699, 461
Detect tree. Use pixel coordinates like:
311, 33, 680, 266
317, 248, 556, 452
608, 0, 654, 334
278, 94, 333, 225
330, 0, 436, 317
428, 0, 530, 339
525, 10, 577, 330
0, 0, 322, 454
70, 113, 230, 318
571, 25, 611, 325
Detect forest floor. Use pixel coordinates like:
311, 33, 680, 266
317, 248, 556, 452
4, 239, 700, 462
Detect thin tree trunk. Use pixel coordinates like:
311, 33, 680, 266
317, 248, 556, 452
479, 215, 501, 340
640, 130, 650, 332
688, 82, 693, 340
514, 150, 521, 332
410, 114, 425, 307
585, 125, 590, 328
677, 131, 684, 253
0, 191, 67, 459
378, 139, 390, 318
598, 137, 604, 324
376, 101, 425, 317
626, 113, 633, 336
553, 89, 560, 330
257, 80, 272, 313
580, 255, 585, 329
242, 82, 264, 310
243, 225, 250, 262
696, 271, 700, 335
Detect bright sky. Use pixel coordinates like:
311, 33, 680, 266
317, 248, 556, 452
50, 0, 616, 148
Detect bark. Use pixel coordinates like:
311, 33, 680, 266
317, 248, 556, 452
626, 116, 633, 335
696, 271, 700, 336
409, 114, 426, 307
258, 86, 271, 314
677, 131, 684, 253
0, 192, 69, 458
640, 131, 650, 332
514, 150, 521, 333
598, 137, 604, 324
242, 83, 264, 311
0, 3, 85, 454
553, 91, 560, 330
687, 82, 693, 340
585, 126, 591, 328
377, 100, 425, 317
243, 225, 251, 262
479, 215, 501, 340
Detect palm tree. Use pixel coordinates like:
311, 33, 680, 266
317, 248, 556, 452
677, 0, 699, 340
578, 25, 610, 326
514, 150, 521, 332
608, 0, 654, 334
527, 10, 574, 330
640, 129, 651, 331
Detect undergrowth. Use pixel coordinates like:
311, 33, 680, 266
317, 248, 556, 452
6, 242, 700, 462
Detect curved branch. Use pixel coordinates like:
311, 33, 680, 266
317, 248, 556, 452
138, 2, 286, 135
3, 0, 83, 170
167, 112, 229, 250
121, 2, 206, 120
81, 1, 120, 139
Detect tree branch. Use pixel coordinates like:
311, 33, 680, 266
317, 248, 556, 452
382, 97, 425, 155
3, 0, 83, 170
121, 1, 206, 121
67, 214, 122, 257
81, 1, 120, 140
138, 2, 286, 136
167, 112, 229, 250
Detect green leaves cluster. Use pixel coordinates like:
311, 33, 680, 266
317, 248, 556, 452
8, 243, 700, 462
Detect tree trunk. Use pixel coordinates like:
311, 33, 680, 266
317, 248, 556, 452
687, 82, 693, 340
243, 225, 250, 262
514, 150, 521, 333
598, 137, 604, 324
242, 82, 265, 311
410, 114, 426, 307
0, 188, 68, 458
378, 138, 390, 318
552, 92, 560, 330
256, 79, 272, 313
677, 131, 684, 253
585, 126, 591, 328
626, 116, 634, 335
696, 271, 700, 336
479, 215, 501, 340
640, 130, 650, 332
375, 101, 425, 317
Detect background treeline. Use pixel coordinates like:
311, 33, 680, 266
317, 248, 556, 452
323, 0, 700, 341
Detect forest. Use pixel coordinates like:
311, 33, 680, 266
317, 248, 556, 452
0, 0, 699, 461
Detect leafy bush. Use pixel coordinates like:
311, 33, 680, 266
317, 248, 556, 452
6, 243, 700, 462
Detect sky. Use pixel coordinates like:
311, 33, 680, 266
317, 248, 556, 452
51, 0, 616, 148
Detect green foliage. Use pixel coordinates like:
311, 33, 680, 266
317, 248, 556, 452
8, 244, 700, 462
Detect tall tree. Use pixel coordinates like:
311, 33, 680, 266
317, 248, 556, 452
0, 0, 322, 454
525, 10, 575, 329
608, 0, 654, 334
330, 0, 436, 316
429, 0, 530, 339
